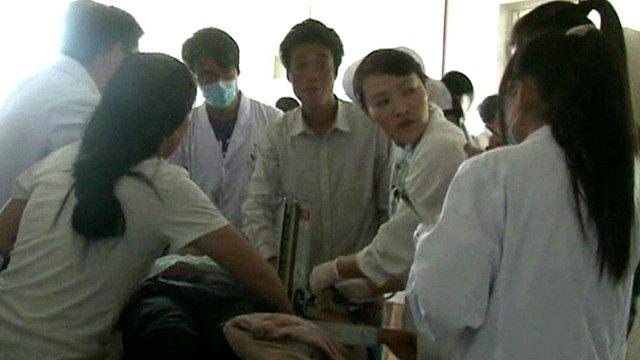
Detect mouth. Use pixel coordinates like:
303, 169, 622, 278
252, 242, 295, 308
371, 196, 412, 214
304, 87, 321, 95
398, 119, 416, 128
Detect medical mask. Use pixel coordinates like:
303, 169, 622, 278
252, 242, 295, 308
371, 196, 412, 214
201, 79, 238, 109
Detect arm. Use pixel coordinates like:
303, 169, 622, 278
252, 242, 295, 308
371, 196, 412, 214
355, 137, 468, 286
242, 126, 283, 261
0, 199, 27, 255
190, 225, 293, 314
309, 136, 467, 296
406, 158, 503, 350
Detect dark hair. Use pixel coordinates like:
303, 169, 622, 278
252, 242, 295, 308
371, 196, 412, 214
279, 19, 344, 77
275, 97, 300, 112
442, 71, 474, 127
510, 1, 593, 50
499, 0, 637, 282
71, 53, 197, 240
442, 71, 474, 99
182, 28, 240, 73
478, 95, 499, 125
353, 49, 427, 113
62, 0, 143, 65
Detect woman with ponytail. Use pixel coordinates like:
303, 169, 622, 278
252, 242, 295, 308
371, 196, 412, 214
406, 1, 639, 358
0, 53, 291, 358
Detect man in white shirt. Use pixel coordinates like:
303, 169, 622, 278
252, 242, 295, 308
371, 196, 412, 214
242, 19, 391, 268
0, 0, 142, 206
171, 28, 282, 230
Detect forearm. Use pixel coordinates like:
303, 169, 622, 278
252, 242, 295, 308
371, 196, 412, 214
240, 260, 293, 314
0, 199, 27, 253
192, 226, 292, 313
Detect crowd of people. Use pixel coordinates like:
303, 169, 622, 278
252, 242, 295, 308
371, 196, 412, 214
0, 0, 638, 359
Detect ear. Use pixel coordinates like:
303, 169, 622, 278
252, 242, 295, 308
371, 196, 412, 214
105, 42, 126, 65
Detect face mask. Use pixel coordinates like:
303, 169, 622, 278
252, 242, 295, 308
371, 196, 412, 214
201, 79, 238, 109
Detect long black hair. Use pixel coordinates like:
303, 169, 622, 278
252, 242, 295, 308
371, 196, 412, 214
500, 0, 637, 282
71, 53, 196, 240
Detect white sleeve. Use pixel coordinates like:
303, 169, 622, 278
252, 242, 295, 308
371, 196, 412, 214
158, 172, 229, 253
356, 136, 467, 286
406, 157, 504, 347
10, 161, 41, 200
241, 125, 282, 259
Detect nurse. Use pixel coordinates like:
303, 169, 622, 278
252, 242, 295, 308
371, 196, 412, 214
172, 28, 283, 230
309, 49, 468, 299
406, 1, 639, 358
0, 53, 291, 359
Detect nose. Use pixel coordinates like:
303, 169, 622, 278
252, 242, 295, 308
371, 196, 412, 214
393, 98, 410, 117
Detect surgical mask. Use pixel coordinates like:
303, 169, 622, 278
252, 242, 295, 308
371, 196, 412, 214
201, 79, 238, 109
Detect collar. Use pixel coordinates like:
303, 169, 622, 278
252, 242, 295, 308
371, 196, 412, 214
521, 124, 552, 144
54, 55, 100, 96
289, 98, 353, 137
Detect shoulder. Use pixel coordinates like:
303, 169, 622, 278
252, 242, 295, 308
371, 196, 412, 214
417, 116, 467, 161
3, 66, 98, 120
245, 96, 283, 119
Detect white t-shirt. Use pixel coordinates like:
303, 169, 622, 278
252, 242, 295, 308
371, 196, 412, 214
0, 143, 229, 359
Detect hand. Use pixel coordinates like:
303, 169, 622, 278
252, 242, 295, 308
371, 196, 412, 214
334, 278, 377, 303
309, 259, 340, 296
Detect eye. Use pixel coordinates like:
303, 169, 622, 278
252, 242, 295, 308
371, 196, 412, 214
293, 60, 308, 72
402, 86, 418, 97
373, 98, 390, 108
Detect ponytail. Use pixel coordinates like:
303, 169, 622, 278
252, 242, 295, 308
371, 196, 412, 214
502, 0, 637, 282
70, 53, 196, 240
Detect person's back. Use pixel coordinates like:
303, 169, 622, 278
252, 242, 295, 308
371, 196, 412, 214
450, 130, 637, 358
0, 0, 142, 206
407, 1, 639, 358
0, 144, 227, 357
0, 53, 292, 359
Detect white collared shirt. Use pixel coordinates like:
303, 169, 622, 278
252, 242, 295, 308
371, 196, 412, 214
0, 55, 101, 206
171, 94, 282, 229
406, 126, 640, 359
356, 107, 468, 286
242, 99, 392, 266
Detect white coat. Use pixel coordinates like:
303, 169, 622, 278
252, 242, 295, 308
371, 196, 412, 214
171, 94, 282, 229
0, 55, 100, 206
406, 126, 640, 359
